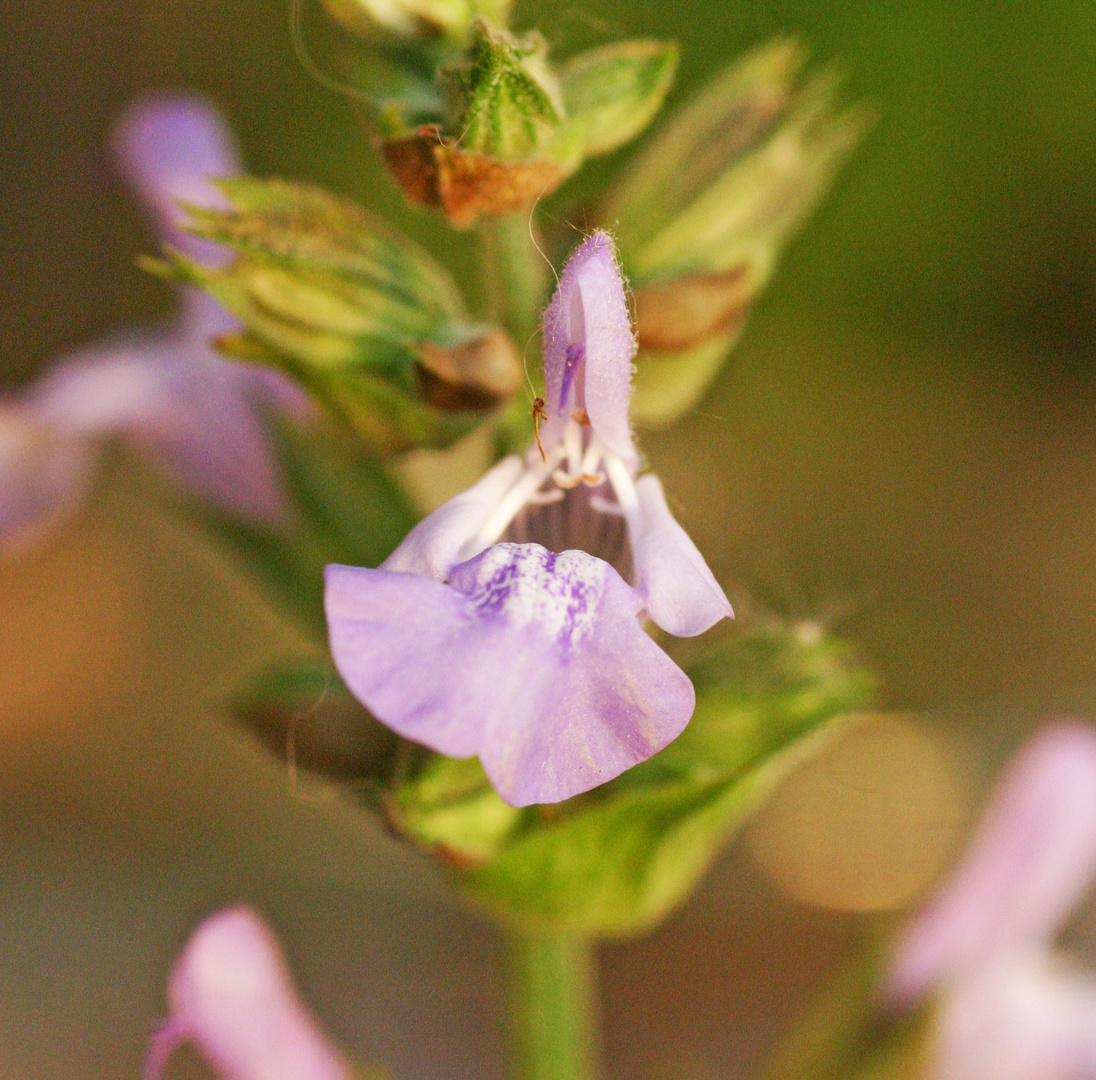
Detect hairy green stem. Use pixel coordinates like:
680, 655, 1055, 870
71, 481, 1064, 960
508, 931, 602, 1080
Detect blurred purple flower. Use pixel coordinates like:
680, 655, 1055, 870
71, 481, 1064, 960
0, 96, 307, 556
143, 907, 352, 1080
888, 723, 1096, 1080
325, 232, 732, 807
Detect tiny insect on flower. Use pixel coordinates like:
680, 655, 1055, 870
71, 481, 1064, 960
532, 395, 548, 464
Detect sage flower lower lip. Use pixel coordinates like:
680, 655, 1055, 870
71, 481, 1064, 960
326, 542, 695, 807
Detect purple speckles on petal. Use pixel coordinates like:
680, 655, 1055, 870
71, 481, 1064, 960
452, 544, 603, 649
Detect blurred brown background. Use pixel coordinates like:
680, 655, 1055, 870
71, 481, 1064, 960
2, 0, 1095, 1076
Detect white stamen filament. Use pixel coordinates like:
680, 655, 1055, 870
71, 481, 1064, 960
466, 421, 641, 560
578, 438, 602, 479
468, 442, 566, 557
603, 452, 643, 540
563, 421, 583, 477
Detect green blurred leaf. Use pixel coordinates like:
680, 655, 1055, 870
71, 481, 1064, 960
389, 754, 523, 864
187, 414, 418, 637
551, 40, 678, 163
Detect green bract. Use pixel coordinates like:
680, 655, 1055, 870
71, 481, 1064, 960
549, 40, 679, 164
151, 179, 523, 452
602, 38, 872, 426
445, 23, 564, 161
362, 19, 677, 224
378, 622, 875, 937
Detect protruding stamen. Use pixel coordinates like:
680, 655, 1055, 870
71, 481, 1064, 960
471, 443, 566, 555
603, 452, 643, 539
553, 470, 582, 490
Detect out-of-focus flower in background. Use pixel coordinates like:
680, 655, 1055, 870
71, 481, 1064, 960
325, 232, 732, 807
0, 96, 309, 557
143, 907, 354, 1080
888, 724, 1096, 1080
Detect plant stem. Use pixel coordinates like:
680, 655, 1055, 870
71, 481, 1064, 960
479, 212, 548, 351
508, 930, 602, 1080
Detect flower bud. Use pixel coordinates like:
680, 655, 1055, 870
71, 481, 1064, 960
378, 22, 677, 225
602, 38, 871, 425
153, 178, 523, 452
322, 0, 509, 42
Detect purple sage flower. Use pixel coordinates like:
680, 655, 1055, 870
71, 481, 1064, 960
887, 723, 1096, 1080
325, 232, 732, 807
0, 97, 307, 555
143, 907, 352, 1080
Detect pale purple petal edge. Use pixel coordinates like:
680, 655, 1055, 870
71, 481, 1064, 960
381, 455, 524, 579
633, 473, 733, 636
888, 722, 1096, 1007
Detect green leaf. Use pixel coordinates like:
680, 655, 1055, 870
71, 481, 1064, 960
551, 41, 678, 162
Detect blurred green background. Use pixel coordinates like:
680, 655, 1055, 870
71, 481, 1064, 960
1, 0, 1095, 1077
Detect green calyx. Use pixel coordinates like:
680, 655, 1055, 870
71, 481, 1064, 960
148, 178, 523, 452
603, 38, 872, 427
445, 21, 564, 161
379, 620, 875, 939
